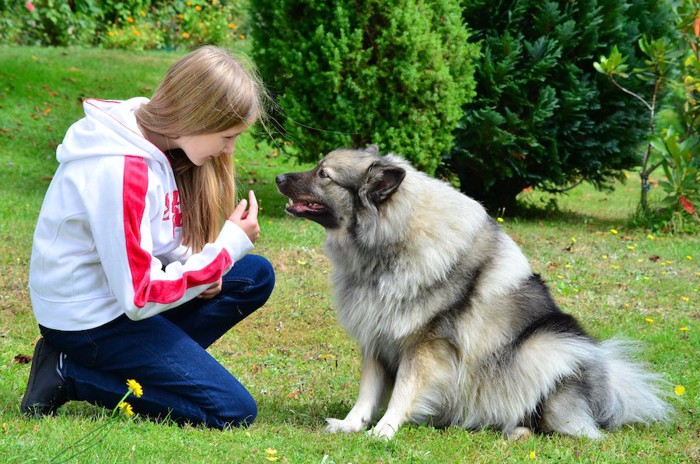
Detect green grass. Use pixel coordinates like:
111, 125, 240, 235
0, 46, 698, 463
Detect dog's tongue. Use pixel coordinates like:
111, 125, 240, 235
290, 200, 325, 213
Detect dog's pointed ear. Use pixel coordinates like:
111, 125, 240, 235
360, 161, 406, 205
364, 144, 379, 156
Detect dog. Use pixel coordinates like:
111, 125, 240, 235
275, 145, 670, 440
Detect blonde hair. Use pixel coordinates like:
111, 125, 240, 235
136, 46, 265, 252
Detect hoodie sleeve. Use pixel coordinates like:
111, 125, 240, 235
86, 155, 253, 321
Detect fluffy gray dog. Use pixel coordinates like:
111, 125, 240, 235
276, 145, 669, 440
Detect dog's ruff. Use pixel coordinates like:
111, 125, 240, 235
276, 145, 670, 440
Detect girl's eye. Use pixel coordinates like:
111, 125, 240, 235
318, 169, 329, 178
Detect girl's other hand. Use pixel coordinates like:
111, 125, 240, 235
228, 190, 260, 243
198, 278, 222, 299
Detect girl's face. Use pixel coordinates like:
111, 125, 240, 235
175, 124, 248, 166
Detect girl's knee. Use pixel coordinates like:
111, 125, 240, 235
213, 391, 257, 429
232, 254, 275, 301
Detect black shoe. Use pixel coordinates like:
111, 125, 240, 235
20, 338, 68, 417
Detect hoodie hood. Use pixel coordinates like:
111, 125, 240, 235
57, 98, 168, 165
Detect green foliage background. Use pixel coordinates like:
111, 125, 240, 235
0, 0, 249, 51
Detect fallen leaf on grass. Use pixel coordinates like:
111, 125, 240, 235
13, 354, 32, 364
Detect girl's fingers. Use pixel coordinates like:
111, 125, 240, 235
247, 190, 258, 220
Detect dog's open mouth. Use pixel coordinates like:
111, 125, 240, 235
285, 198, 328, 216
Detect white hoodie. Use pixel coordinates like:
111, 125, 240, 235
29, 98, 254, 331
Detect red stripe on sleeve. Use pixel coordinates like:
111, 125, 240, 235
122, 156, 232, 309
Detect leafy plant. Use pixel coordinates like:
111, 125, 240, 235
595, 0, 700, 232
651, 130, 700, 231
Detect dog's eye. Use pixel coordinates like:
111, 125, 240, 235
318, 168, 329, 179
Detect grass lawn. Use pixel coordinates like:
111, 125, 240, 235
0, 46, 698, 463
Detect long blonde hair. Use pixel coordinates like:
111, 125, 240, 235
136, 46, 265, 252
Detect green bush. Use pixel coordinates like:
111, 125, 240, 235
248, 0, 479, 174
0, 0, 100, 46
0, 0, 248, 50
448, 0, 676, 211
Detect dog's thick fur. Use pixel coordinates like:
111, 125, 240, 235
276, 145, 670, 440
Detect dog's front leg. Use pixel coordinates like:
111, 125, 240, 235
370, 357, 420, 440
371, 339, 456, 440
325, 355, 387, 434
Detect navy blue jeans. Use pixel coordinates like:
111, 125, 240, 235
39, 254, 274, 429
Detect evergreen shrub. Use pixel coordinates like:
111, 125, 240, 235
450, 0, 675, 211
249, 0, 479, 174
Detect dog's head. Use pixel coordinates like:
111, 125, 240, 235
275, 145, 406, 229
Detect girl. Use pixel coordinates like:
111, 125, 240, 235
20, 46, 274, 429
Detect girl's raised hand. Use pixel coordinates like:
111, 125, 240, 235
228, 190, 260, 243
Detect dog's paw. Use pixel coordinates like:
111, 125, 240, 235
505, 426, 532, 442
325, 418, 365, 434
369, 421, 398, 440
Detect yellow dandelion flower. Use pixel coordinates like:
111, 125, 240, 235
126, 17, 134, 23
133, 29, 141, 36
182, 32, 191, 38
127, 379, 143, 397
571, 237, 577, 243
186, 1, 192, 5
108, 31, 115, 37
497, 217, 504, 223
529, 450, 536, 460
647, 234, 655, 240
228, 22, 236, 29
674, 385, 686, 396
627, 245, 636, 250
265, 449, 278, 455
645, 317, 654, 323
610, 228, 618, 235
119, 401, 135, 416
240, 34, 246, 40
686, 255, 693, 260
195, 5, 202, 11
178, 13, 184, 19
681, 296, 689, 302
266, 458, 279, 462
140, 10, 146, 16
680, 326, 689, 331
602, 254, 608, 260
611, 265, 620, 269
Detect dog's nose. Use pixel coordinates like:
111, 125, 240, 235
275, 174, 286, 185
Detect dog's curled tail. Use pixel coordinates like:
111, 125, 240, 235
596, 338, 671, 429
